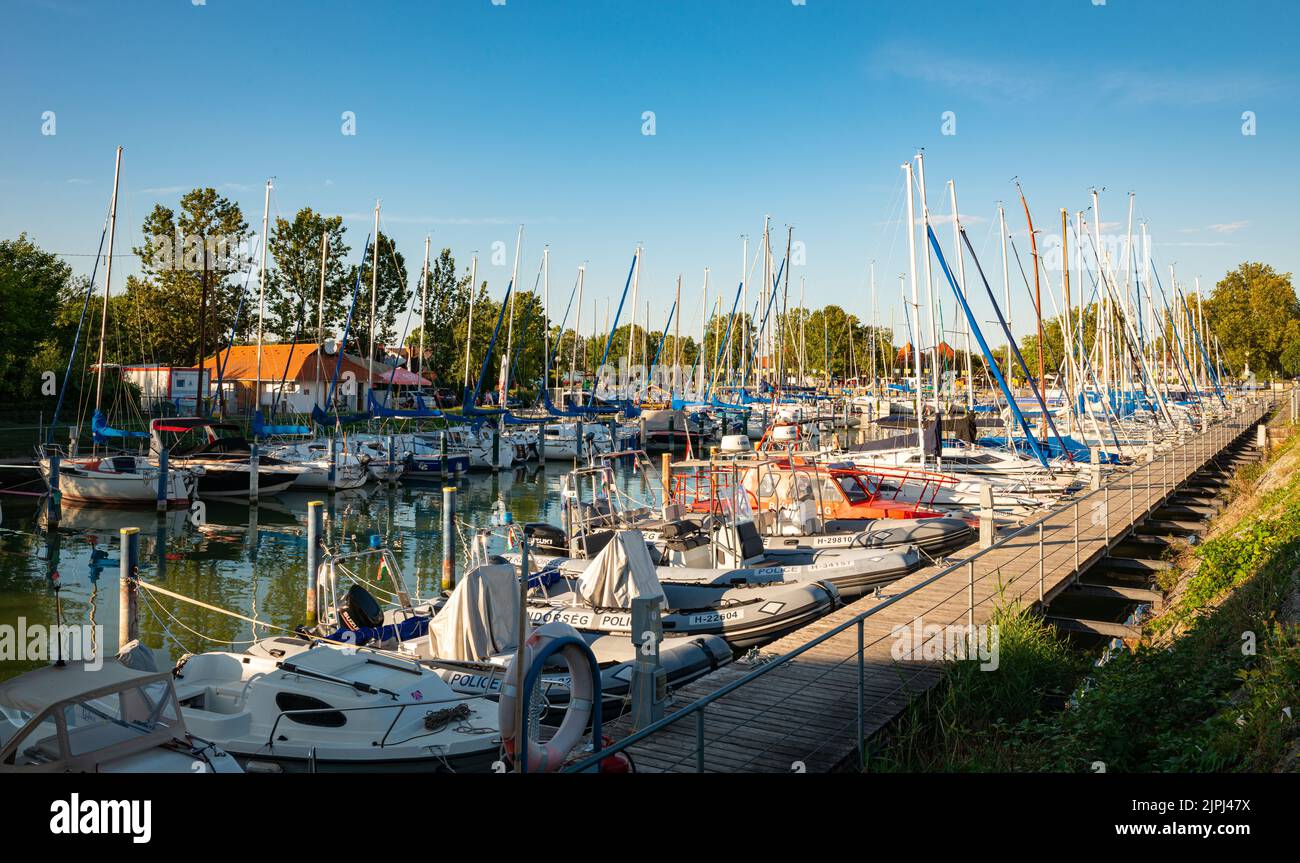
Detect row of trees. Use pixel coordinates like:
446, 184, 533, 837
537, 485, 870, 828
2, 196, 1296, 407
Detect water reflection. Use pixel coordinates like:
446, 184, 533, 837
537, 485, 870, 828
0, 461, 660, 680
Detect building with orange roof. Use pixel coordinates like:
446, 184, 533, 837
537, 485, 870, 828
201, 343, 431, 414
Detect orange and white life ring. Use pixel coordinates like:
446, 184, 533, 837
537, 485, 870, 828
499, 621, 594, 772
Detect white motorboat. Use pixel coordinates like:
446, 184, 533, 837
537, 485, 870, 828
39, 452, 196, 508
0, 651, 240, 773
172, 641, 501, 772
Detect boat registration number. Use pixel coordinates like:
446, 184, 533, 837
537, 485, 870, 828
688, 609, 744, 626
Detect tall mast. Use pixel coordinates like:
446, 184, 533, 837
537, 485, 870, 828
571, 265, 584, 400
739, 236, 747, 389
542, 245, 550, 392
948, 179, 974, 409
1016, 180, 1046, 437
701, 268, 710, 394
626, 245, 641, 396
798, 275, 806, 386
498, 226, 523, 405
914, 152, 939, 415
673, 273, 682, 399
315, 229, 328, 406
419, 235, 430, 378
255, 179, 272, 416
94, 146, 123, 414
998, 205, 1012, 382
368, 199, 379, 365
869, 262, 877, 389
1061, 208, 1073, 434
463, 253, 477, 393
903, 160, 924, 466
780, 225, 791, 394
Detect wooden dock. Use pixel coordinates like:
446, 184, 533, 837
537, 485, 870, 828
588, 402, 1270, 773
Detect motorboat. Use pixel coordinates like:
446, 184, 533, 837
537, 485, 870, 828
0, 646, 240, 773
149, 418, 298, 499
39, 452, 196, 508
172, 641, 501, 772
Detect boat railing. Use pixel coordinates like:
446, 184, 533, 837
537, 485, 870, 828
562, 398, 1269, 773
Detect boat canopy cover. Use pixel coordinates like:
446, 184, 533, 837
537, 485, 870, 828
427, 563, 520, 661
252, 410, 310, 438
578, 530, 665, 609
92, 409, 149, 444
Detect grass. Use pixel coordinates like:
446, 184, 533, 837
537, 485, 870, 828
866, 416, 1300, 773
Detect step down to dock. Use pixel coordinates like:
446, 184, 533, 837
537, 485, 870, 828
1156, 503, 1219, 517
1047, 616, 1143, 639
1137, 518, 1204, 534
1070, 583, 1165, 604
1102, 555, 1171, 573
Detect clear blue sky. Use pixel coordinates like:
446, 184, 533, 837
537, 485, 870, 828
2, 0, 1296, 346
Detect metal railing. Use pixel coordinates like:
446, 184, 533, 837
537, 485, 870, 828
565, 399, 1270, 773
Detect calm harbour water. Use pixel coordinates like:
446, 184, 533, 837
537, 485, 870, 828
0, 461, 664, 682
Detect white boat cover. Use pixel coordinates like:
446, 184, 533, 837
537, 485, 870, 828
427, 563, 520, 661
577, 530, 665, 609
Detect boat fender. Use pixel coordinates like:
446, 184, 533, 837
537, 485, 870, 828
500, 621, 594, 772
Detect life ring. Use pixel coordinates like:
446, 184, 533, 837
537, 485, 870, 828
499, 621, 594, 772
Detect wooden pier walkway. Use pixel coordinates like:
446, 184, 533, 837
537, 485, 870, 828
589, 402, 1270, 773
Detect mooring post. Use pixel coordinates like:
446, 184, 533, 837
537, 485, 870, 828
1073, 499, 1080, 577
513, 525, 533, 772
1089, 445, 1101, 490
249, 442, 259, 506
439, 430, 448, 477
442, 485, 456, 590
118, 527, 139, 650
638, 414, 647, 451
629, 595, 666, 730
305, 500, 323, 627
967, 559, 975, 628
156, 447, 169, 514
492, 418, 502, 472
1038, 521, 1045, 602
46, 452, 61, 526
537, 422, 546, 464
661, 452, 672, 517
387, 434, 397, 484
978, 483, 995, 548
574, 419, 584, 466
327, 435, 337, 493
1256, 422, 1268, 456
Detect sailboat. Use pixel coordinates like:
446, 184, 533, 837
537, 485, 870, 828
38, 147, 197, 508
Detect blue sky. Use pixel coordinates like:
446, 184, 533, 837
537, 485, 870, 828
2, 0, 1296, 346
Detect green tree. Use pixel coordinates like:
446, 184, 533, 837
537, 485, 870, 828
132, 188, 250, 366
1204, 262, 1298, 377
264, 208, 350, 341
0, 234, 77, 400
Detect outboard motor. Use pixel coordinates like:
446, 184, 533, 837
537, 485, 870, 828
339, 585, 385, 631
525, 522, 568, 555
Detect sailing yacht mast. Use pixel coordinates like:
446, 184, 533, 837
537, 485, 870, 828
94, 146, 123, 415
948, 180, 974, 409
463, 253, 477, 393
626, 246, 641, 399
999, 205, 1012, 383
255, 179, 272, 416
498, 226, 522, 405
1016, 180, 1046, 438
368, 200, 379, 365
418, 235, 430, 378
903, 160, 925, 468
914, 153, 939, 415
315, 229, 328, 406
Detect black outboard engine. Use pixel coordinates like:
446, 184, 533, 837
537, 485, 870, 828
339, 585, 385, 631
525, 522, 568, 555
